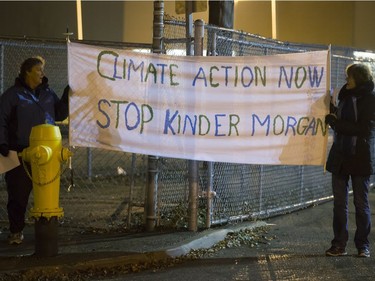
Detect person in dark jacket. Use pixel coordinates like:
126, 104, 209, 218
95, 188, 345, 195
0, 57, 69, 244
325, 63, 375, 258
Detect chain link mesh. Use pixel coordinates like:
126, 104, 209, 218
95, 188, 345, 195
161, 19, 375, 227
0, 18, 375, 233
0, 37, 150, 234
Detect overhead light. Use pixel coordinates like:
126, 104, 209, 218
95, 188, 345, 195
271, 0, 277, 39
76, 0, 83, 40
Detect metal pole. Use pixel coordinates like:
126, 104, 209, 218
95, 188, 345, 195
194, 19, 204, 56
35, 217, 58, 257
185, 1, 193, 56
300, 166, 304, 204
145, 0, 164, 231
87, 148, 92, 180
188, 160, 198, 232
0, 44, 3, 94
206, 162, 213, 228
205, 23, 216, 228
146, 155, 159, 231
153, 0, 164, 54
127, 153, 136, 227
207, 28, 217, 56
188, 19, 204, 232
259, 165, 264, 214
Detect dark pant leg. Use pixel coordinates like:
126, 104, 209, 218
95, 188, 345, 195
5, 163, 33, 233
331, 174, 349, 248
352, 175, 371, 250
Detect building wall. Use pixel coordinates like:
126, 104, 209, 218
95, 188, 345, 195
276, 1, 354, 47
124, 0, 375, 50
353, 2, 375, 50
82, 1, 124, 41
0, 1, 124, 41
0, 1, 76, 39
123, 1, 154, 44
0, 1, 374, 50
234, 0, 272, 38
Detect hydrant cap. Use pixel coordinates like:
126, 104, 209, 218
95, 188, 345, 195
30, 124, 62, 141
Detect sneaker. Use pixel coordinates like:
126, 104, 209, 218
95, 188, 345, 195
358, 248, 370, 258
8, 232, 24, 245
325, 246, 347, 256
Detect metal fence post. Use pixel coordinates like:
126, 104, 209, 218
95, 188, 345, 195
207, 28, 217, 57
127, 153, 136, 227
185, 1, 193, 56
188, 160, 198, 232
188, 19, 204, 232
206, 22, 216, 229
87, 148, 92, 180
153, 0, 164, 55
146, 155, 159, 231
145, 0, 164, 231
206, 162, 213, 228
0, 44, 3, 94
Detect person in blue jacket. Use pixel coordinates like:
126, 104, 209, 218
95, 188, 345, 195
0, 57, 69, 245
325, 63, 375, 258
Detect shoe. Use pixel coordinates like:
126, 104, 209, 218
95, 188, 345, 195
8, 232, 24, 245
325, 246, 347, 256
358, 248, 370, 258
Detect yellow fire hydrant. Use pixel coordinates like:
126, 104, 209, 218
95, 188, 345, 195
21, 124, 71, 257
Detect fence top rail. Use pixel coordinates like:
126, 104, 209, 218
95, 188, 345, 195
0, 35, 66, 44
332, 53, 375, 63
164, 19, 375, 56
215, 34, 305, 53
165, 19, 327, 48
69, 39, 152, 50
0, 36, 152, 51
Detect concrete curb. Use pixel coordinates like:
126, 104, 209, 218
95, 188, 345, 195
0, 221, 268, 277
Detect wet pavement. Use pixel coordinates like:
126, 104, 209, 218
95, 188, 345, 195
0, 188, 375, 281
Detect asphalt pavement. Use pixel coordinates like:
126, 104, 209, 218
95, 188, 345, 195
0, 187, 375, 281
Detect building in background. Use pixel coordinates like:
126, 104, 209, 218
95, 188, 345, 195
0, 1, 374, 50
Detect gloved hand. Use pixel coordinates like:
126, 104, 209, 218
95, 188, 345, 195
325, 113, 337, 129
329, 102, 337, 114
0, 144, 9, 157
61, 85, 70, 102
64, 85, 70, 95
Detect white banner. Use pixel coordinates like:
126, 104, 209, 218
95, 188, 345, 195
68, 42, 330, 165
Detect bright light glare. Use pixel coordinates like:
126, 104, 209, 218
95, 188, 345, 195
76, 0, 83, 40
271, 0, 277, 39
132, 49, 151, 54
353, 51, 375, 60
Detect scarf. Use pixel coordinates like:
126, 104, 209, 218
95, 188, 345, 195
336, 80, 375, 155
337, 93, 357, 155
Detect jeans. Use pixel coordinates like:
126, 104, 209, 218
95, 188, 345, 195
5, 163, 33, 233
331, 173, 371, 250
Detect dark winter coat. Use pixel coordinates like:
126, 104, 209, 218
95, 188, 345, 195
0, 76, 69, 152
326, 80, 375, 176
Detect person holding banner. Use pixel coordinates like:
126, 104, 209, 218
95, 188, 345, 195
0, 57, 69, 245
325, 63, 375, 258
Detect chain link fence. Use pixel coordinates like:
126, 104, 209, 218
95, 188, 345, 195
0, 37, 152, 234
161, 19, 375, 227
0, 18, 375, 234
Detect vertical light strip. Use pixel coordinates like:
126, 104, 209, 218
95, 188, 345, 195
76, 0, 83, 40
271, 0, 277, 39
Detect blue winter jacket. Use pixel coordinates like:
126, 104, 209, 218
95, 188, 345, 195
0, 76, 69, 152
